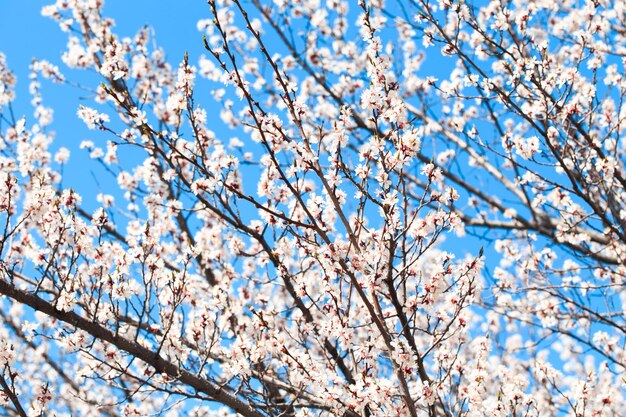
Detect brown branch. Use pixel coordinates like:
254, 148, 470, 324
0, 278, 266, 417
0, 374, 27, 417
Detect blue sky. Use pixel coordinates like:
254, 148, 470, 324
0, 0, 211, 122
0, 1, 209, 75
0, 1, 211, 199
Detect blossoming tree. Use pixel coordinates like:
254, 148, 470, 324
0, 0, 624, 416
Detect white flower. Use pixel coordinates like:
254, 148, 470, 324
77, 105, 110, 129
54, 147, 70, 163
